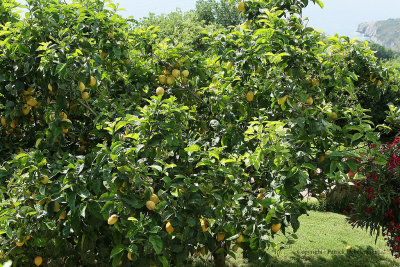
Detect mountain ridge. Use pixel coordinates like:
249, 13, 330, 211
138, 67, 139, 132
357, 18, 400, 51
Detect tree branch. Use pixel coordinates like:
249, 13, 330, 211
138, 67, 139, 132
77, 99, 97, 117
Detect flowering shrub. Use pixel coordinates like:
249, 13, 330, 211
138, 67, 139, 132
345, 137, 400, 259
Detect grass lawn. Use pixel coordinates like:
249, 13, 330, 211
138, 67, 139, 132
192, 211, 400, 267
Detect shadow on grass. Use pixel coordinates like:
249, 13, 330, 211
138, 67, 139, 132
272, 245, 399, 267
186, 246, 399, 267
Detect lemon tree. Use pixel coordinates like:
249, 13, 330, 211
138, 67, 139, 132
0, 0, 394, 266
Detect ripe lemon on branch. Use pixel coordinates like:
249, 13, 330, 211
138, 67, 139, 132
246, 91, 254, 102
146, 200, 156, 211
156, 87, 164, 96
89, 76, 97, 87
78, 82, 86, 92
200, 218, 209, 232
166, 221, 174, 233
108, 214, 118, 225
34, 256, 43, 266
272, 223, 281, 233
237, 2, 245, 11
150, 194, 160, 204
278, 95, 288, 105
217, 233, 225, 242
182, 70, 189, 77
82, 92, 90, 101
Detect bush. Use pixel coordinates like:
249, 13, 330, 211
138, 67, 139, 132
345, 138, 400, 258
0, 0, 391, 266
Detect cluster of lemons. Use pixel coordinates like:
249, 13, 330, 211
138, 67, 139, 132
370, 73, 382, 87
78, 76, 97, 101
156, 68, 190, 96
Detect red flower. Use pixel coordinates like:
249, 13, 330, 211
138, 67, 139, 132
365, 207, 371, 213
368, 194, 372, 198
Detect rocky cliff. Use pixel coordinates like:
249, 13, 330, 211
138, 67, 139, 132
357, 19, 400, 51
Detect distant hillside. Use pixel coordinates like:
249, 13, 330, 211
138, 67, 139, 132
357, 18, 400, 51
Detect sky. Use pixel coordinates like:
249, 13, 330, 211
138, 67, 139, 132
18, 0, 400, 38
303, 0, 400, 38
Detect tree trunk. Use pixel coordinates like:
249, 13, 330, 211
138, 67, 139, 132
213, 251, 225, 267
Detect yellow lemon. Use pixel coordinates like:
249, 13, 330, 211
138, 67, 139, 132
182, 70, 189, 77
90, 76, 97, 87
59, 112, 67, 119
272, 223, 281, 233
278, 95, 288, 105
16, 240, 24, 247
78, 82, 86, 92
146, 200, 156, 211
48, 83, 53, 92
159, 75, 167, 84
27, 97, 38, 107
127, 252, 133, 261
200, 219, 209, 232
150, 194, 160, 204
10, 121, 16, 129
108, 32, 114, 38
41, 175, 49, 184
22, 104, 31, 115
306, 96, 313, 105
108, 214, 118, 225
166, 221, 174, 233
376, 80, 382, 87
257, 193, 264, 200
34, 256, 43, 266
1, 116, 6, 126
59, 211, 67, 220
237, 234, 244, 243
311, 78, 320, 87
182, 78, 189, 85
172, 69, 180, 78
156, 87, 165, 96
166, 76, 175, 85
237, 2, 245, 11
82, 92, 90, 100
227, 61, 233, 70
217, 233, 225, 242
246, 91, 254, 102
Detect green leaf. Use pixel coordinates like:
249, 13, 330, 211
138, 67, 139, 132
185, 144, 200, 152
158, 255, 170, 267
110, 245, 125, 258
149, 235, 163, 254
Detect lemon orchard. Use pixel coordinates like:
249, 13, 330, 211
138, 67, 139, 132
0, 0, 386, 266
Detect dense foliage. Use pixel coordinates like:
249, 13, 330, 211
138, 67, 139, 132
0, 0, 398, 266
345, 138, 400, 259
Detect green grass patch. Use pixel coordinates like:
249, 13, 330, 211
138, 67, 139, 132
191, 211, 400, 266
